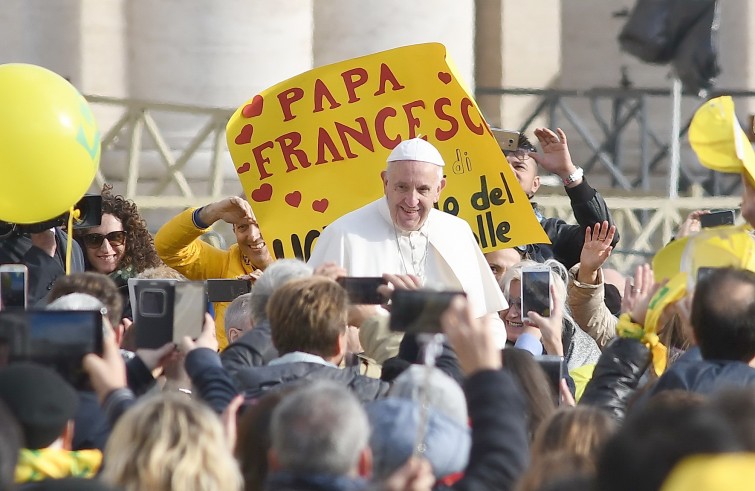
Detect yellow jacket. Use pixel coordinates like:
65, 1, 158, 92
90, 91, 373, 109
155, 208, 255, 348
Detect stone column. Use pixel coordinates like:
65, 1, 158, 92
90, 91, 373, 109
475, 0, 562, 130
119, 0, 315, 194
314, 0, 475, 89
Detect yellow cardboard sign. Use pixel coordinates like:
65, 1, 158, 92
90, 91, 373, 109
226, 43, 549, 260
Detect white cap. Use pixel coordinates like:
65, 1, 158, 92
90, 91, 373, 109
386, 138, 445, 167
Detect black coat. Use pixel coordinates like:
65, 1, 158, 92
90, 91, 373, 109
645, 347, 755, 397
0, 228, 85, 306
579, 337, 651, 421
234, 361, 389, 404
529, 179, 618, 270
220, 321, 279, 376
448, 369, 530, 491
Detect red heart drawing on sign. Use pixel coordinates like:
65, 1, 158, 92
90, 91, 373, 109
312, 199, 329, 213
285, 191, 302, 208
242, 95, 264, 118
236, 162, 251, 174
250, 183, 273, 202
235, 124, 254, 145
437, 72, 452, 84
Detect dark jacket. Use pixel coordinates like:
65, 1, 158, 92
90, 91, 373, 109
448, 369, 530, 491
0, 229, 85, 306
220, 321, 278, 375
265, 472, 367, 491
529, 179, 618, 270
73, 356, 158, 450
234, 361, 389, 404
405, 336, 530, 491
263, 370, 529, 491
644, 347, 755, 397
185, 347, 240, 414
579, 337, 651, 421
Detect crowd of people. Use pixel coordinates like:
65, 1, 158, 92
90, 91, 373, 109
1, 125, 755, 491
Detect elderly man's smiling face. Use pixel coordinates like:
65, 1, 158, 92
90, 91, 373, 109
381, 160, 446, 232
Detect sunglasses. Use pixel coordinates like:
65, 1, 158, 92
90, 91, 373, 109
81, 231, 126, 249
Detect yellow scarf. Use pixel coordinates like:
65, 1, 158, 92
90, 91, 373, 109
15, 447, 102, 483
616, 313, 668, 376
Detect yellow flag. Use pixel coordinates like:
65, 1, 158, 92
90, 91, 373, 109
227, 43, 549, 260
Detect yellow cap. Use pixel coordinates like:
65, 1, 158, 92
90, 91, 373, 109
689, 96, 755, 183
647, 225, 755, 352
652, 224, 755, 285
661, 454, 755, 491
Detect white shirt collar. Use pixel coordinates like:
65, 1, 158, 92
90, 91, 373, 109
268, 351, 337, 368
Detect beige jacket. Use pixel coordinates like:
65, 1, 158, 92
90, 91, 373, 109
567, 264, 617, 350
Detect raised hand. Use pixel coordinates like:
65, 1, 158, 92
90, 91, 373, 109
622, 264, 659, 324
179, 313, 219, 353
441, 295, 502, 375
529, 128, 579, 182
83, 329, 127, 403
313, 262, 348, 280
526, 284, 564, 356
676, 210, 710, 239
198, 196, 254, 226
578, 221, 616, 284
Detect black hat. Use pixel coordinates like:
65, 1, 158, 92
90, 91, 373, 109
0, 363, 79, 449
604, 283, 623, 317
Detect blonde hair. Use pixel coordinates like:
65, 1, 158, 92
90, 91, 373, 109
101, 393, 242, 491
530, 406, 616, 471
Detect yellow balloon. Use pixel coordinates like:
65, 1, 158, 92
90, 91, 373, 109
0, 63, 100, 224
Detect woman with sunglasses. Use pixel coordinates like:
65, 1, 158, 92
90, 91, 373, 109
74, 184, 161, 317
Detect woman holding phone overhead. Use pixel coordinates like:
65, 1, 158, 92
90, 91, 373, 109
74, 184, 162, 317
499, 259, 601, 372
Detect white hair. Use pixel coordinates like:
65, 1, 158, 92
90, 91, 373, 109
499, 258, 575, 325
271, 381, 370, 475
46, 293, 105, 313
250, 259, 313, 325
224, 293, 252, 338
385, 160, 444, 181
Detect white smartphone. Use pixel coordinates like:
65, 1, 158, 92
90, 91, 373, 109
0, 264, 28, 311
521, 266, 551, 321
491, 128, 520, 151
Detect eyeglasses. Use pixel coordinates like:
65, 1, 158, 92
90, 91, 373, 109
506, 298, 522, 312
503, 149, 534, 160
81, 231, 126, 249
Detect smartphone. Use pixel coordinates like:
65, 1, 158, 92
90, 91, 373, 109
336, 277, 387, 305
206, 279, 252, 303
0, 264, 28, 311
699, 209, 735, 228
172, 282, 207, 344
534, 354, 564, 405
491, 128, 520, 151
0, 310, 103, 387
521, 266, 551, 321
389, 289, 466, 334
134, 280, 206, 349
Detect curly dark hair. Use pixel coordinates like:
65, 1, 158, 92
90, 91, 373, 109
75, 184, 162, 273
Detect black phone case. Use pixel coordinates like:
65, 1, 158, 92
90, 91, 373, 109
206, 279, 252, 303
389, 290, 465, 333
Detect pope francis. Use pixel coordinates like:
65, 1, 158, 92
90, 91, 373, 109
307, 138, 508, 346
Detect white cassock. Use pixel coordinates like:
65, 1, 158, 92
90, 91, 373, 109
308, 197, 508, 346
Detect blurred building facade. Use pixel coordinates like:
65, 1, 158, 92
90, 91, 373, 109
1, 0, 753, 202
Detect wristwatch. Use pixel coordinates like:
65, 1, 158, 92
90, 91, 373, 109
562, 166, 584, 186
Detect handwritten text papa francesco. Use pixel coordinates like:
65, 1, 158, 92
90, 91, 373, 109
245, 64, 488, 181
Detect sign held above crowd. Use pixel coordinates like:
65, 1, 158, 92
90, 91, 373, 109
226, 43, 548, 260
